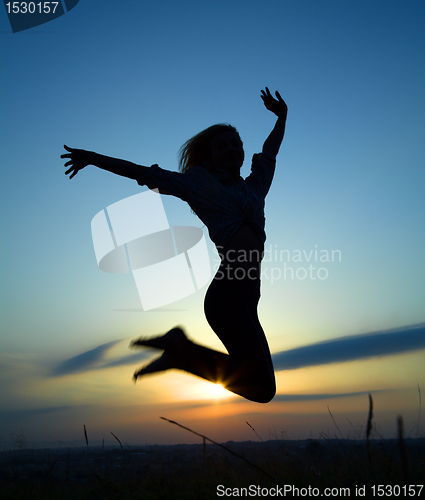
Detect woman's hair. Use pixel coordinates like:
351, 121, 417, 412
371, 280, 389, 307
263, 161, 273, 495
178, 124, 243, 173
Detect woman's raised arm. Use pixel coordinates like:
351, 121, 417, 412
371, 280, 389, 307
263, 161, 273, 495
260, 88, 288, 157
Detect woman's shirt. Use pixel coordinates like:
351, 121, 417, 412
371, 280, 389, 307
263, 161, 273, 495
136, 153, 276, 251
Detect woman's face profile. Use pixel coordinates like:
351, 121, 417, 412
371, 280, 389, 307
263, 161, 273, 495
209, 131, 244, 174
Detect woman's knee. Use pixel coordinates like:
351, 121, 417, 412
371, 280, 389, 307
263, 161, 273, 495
256, 381, 276, 403
243, 375, 276, 403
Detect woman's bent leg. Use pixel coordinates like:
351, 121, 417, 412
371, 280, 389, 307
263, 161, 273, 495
203, 269, 276, 403
133, 268, 275, 403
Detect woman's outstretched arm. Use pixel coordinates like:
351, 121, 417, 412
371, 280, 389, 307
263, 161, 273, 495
260, 88, 288, 157
61, 145, 150, 180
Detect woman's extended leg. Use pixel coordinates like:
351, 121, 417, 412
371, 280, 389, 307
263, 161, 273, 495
132, 328, 230, 389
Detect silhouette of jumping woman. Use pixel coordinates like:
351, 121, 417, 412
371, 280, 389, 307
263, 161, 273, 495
61, 88, 287, 403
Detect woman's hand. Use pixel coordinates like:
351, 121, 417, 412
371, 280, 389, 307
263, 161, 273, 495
261, 87, 287, 119
61, 145, 92, 179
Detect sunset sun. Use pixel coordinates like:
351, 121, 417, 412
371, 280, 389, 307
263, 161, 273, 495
208, 383, 231, 400
186, 380, 234, 402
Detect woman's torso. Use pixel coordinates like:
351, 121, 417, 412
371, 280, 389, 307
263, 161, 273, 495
223, 223, 263, 259
218, 222, 264, 281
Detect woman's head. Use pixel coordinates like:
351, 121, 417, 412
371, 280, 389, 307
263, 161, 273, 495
178, 124, 244, 174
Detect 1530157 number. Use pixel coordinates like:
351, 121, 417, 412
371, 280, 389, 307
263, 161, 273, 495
371, 485, 424, 497
5, 2, 59, 14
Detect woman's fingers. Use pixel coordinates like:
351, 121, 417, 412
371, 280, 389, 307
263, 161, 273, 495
261, 88, 287, 117
261, 87, 279, 106
61, 145, 85, 179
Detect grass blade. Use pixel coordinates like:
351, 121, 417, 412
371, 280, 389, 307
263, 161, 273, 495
84, 425, 88, 447
160, 416, 283, 487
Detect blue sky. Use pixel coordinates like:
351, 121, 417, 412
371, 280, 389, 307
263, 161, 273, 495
1, 0, 424, 447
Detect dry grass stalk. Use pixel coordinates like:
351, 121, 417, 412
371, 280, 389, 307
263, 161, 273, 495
366, 394, 375, 480
416, 383, 421, 438
327, 406, 344, 439
160, 416, 283, 487
397, 416, 409, 485
111, 432, 123, 450
83, 425, 88, 447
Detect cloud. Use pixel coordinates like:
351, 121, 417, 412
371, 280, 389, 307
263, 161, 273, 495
51, 341, 153, 376
101, 351, 153, 369
272, 390, 384, 402
51, 323, 425, 377
168, 390, 385, 411
51, 340, 121, 376
272, 323, 425, 371
0, 405, 78, 420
